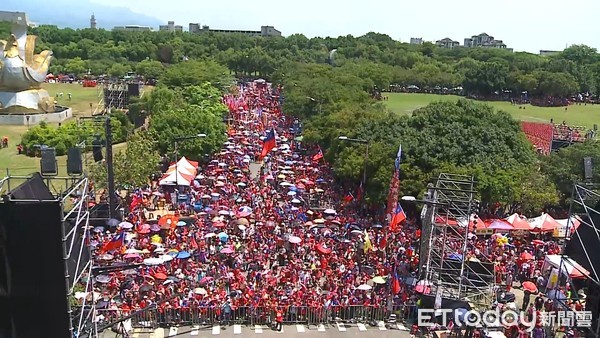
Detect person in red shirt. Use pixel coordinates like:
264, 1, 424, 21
275, 308, 283, 332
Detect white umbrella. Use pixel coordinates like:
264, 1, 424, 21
143, 258, 164, 266
160, 254, 174, 262
324, 209, 336, 215
357, 284, 372, 291
124, 248, 142, 254
194, 287, 207, 295
119, 221, 134, 229
288, 236, 302, 244
291, 198, 301, 204
287, 191, 296, 196
204, 233, 217, 238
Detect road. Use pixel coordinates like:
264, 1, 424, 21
98, 322, 412, 338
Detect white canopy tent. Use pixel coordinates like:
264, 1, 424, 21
543, 255, 589, 279
159, 170, 194, 186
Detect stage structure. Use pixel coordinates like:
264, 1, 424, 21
0, 173, 93, 336
101, 82, 142, 111
563, 183, 600, 337
419, 173, 494, 308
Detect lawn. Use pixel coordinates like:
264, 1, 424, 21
0, 82, 127, 178
385, 93, 600, 128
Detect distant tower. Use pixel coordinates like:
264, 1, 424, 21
90, 14, 97, 29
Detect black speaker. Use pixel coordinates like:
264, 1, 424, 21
584, 157, 593, 180
40, 147, 57, 175
0, 177, 71, 338
92, 141, 103, 162
67, 147, 83, 175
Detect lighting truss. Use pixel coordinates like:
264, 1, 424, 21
421, 173, 495, 307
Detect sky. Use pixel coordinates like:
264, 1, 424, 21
91, 0, 599, 54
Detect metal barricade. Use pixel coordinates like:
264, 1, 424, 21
95, 304, 418, 328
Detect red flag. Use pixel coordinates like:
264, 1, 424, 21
260, 128, 276, 159
390, 203, 407, 232
312, 148, 323, 162
391, 264, 401, 294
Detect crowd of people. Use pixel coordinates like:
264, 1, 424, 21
84, 80, 587, 337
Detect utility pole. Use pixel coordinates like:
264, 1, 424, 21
105, 118, 117, 220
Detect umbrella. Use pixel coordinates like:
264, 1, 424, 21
237, 218, 249, 225
106, 219, 119, 227
154, 272, 167, 280
357, 284, 372, 291
448, 253, 463, 261
316, 244, 332, 254
531, 240, 545, 246
287, 191, 297, 196
218, 232, 229, 241
150, 224, 161, 232
194, 287, 207, 295
119, 221, 134, 229
143, 258, 163, 266
204, 232, 216, 238
176, 221, 187, 227
220, 247, 234, 254
96, 275, 112, 283
160, 255, 173, 262
372, 224, 383, 229
522, 281, 538, 293
288, 236, 302, 244
520, 252, 534, 260
323, 209, 336, 215
124, 253, 141, 259
372, 276, 386, 284
176, 251, 191, 259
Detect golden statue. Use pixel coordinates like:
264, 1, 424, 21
0, 22, 55, 114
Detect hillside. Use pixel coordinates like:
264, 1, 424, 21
3, 0, 162, 29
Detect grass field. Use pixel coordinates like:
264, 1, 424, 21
385, 93, 600, 128
0, 83, 120, 178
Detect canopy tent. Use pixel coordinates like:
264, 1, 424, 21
165, 164, 196, 176
505, 213, 533, 230
543, 255, 589, 279
556, 216, 581, 231
529, 213, 561, 232
159, 170, 195, 186
166, 157, 199, 173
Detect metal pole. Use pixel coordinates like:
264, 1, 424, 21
418, 184, 437, 281
174, 141, 179, 202
105, 118, 117, 220
362, 144, 369, 214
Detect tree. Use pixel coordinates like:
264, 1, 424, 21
148, 85, 228, 159
89, 131, 161, 189
107, 63, 131, 78
135, 59, 165, 79
160, 59, 233, 91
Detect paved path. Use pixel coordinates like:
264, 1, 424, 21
99, 322, 412, 338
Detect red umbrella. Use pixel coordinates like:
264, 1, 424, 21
154, 272, 168, 280
520, 252, 534, 260
522, 281, 538, 293
531, 240, 545, 246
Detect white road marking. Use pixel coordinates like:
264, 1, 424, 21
378, 321, 387, 330
336, 323, 346, 332
150, 328, 164, 338
398, 323, 409, 331
357, 323, 367, 331
132, 328, 142, 338
317, 324, 326, 332
168, 326, 178, 336
255, 325, 263, 334
234, 324, 242, 334
296, 324, 305, 332
190, 326, 200, 336
212, 325, 221, 335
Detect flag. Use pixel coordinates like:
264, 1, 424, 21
312, 147, 324, 162
386, 144, 402, 224
101, 232, 125, 253
356, 181, 363, 202
391, 264, 401, 294
260, 128, 276, 159
390, 203, 407, 232
343, 192, 354, 205
394, 144, 402, 172
363, 230, 373, 253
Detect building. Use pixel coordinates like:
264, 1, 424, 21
435, 38, 460, 49
192, 24, 282, 37
90, 14, 97, 29
464, 33, 509, 49
159, 21, 183, 32
410, 38, 423, 45
112, 25, 153, 32
189, 23, 201, 33
0, 11, 29, 26
540, 50, 561, 56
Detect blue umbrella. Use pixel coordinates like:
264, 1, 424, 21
218, 232, 229, 241
176, 251, 191, 259
177, 221, 187, 227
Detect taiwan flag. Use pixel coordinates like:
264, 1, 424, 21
260, 128, 276, 159
101, 232, 125, 253
391, 264, 401, 295
389, 203, 406, 232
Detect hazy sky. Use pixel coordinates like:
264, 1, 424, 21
92, 0, 598, 53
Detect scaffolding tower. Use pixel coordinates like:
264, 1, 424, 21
103, 83, 130, 110
0, 174, 93, 336
420, 173, 495, 308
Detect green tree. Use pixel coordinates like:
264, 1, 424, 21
160, 59, 233, 91
135, 59, 165, 79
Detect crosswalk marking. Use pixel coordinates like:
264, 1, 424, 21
168, 327, 178, 336
317, 324, 326, 332
255, 324, 263, 334
397, 323, 409, 331
212, 325, 220, 335
234, 324, 242, 334
336, 323, 346, 332
190, 326, 199, 336
132, 328, 143, 338
296, 324, 305, 333
357, 323, 367, 331
378, 321, 387, 330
